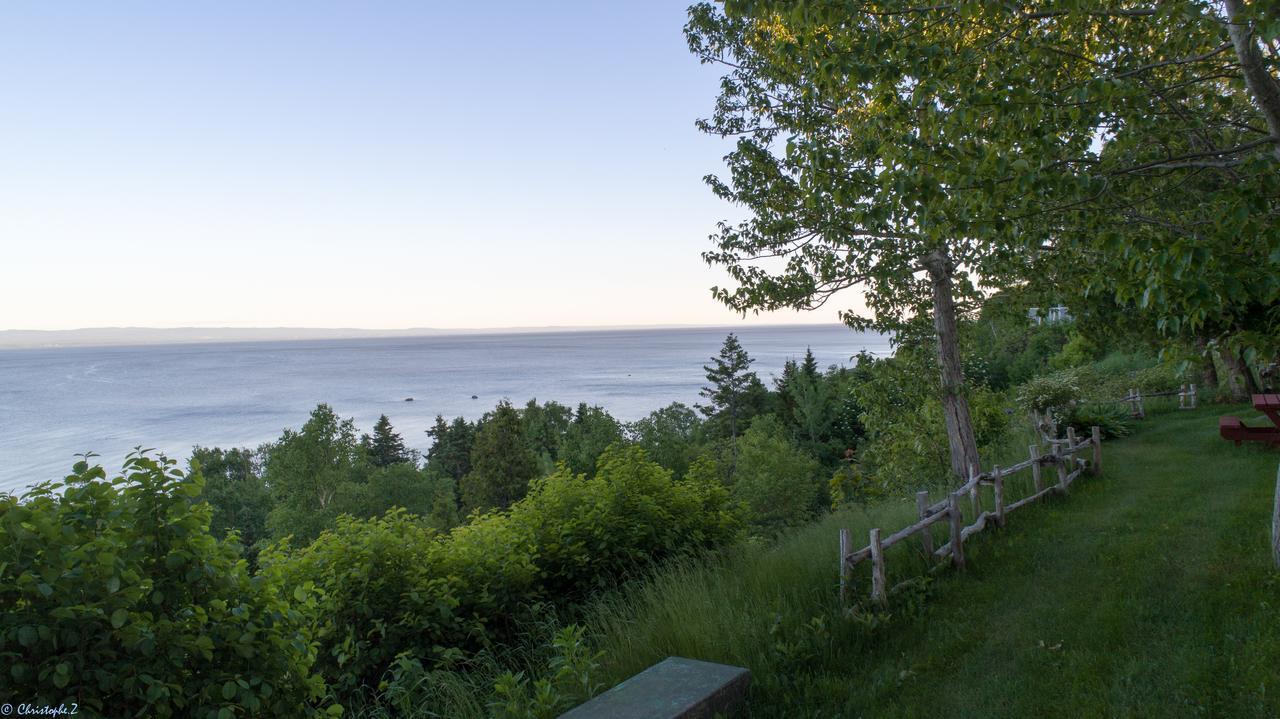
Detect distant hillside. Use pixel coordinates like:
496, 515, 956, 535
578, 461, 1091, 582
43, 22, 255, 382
0, 324, 760, 349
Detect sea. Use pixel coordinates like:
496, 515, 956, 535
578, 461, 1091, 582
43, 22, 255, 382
0, 325, 890, 495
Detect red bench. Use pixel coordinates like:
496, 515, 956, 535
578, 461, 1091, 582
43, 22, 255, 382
1220, 415, 1280, 446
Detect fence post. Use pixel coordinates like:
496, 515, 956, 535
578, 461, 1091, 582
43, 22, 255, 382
838, 528, 851, 601
1136, 388, 1146, 419
968, 463, 982, 515
1190, 383, 1198, 409
916, 490, 933, 557
869, 527, 886, 603
1091, 426, 1102, 476
948, 491, 966, 569
1030, 444, 1043, 492
1179, 384, 1186, 409
993, 466, 1005, 528
1056, 444, 1069, 494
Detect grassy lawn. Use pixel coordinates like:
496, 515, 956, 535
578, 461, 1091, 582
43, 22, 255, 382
582, 405, 1280, 717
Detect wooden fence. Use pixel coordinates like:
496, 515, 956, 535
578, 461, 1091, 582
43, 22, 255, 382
838, 426, 1102, 603
1113, 383, 1199, 418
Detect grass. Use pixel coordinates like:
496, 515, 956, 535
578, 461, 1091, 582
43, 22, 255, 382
580, 404, 1280, 717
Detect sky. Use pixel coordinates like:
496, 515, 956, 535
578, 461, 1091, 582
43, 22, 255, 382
0, 1, 868, 331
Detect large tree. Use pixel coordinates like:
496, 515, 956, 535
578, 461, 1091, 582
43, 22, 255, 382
687, 1, 1279, 475
263, 404, 365, 542
363, 414, 411, 468
699, 333, 764, 442
460, 400, 540, 513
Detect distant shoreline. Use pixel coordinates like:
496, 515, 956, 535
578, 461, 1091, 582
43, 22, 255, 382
0, 322, 854, 351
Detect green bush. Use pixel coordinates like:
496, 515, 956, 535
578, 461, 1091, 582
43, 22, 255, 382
729, 415, 822, 529
0, 454, 329, 718
266, 445, 742, 704
1016, 370, 1081, 414
1064, 404, 1133, 439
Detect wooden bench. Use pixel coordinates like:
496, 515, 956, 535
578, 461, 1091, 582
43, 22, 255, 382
558, 657, 750, 719
1220, 415, 1280, 446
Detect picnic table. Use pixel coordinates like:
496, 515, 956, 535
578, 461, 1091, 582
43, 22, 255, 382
1219, 394, 1280, 446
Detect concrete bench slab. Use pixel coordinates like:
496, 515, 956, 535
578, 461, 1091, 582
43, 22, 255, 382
558, 656, 750, 719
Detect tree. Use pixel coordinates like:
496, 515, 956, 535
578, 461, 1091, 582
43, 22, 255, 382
626, 402, 704, 479
521, 399, 573, 472
686, 1, 1279, 475
560, 403, 624, 477
364, 414, 411, 468
699, 334, 760, 442
730, 415, 821, 530
189, 445, 272, 554
264, 404, 364, 543
460, 400, 540, 512
426, 415, 475, 482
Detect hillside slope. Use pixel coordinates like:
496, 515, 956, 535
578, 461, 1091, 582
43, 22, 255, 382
586, 406, 1280, 717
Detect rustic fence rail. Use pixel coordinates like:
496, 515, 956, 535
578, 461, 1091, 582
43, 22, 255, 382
1096, 383, 1199, 416
839, 426, 1102, 603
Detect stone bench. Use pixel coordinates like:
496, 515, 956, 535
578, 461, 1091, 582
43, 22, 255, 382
558, 656, 750, 719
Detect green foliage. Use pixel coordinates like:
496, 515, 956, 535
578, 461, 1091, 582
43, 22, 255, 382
559, 403, 624, 477
699, 333, 764, 440
267, 445, 741, 705
581, 407, 1280, 716
364, 414, 412, 468
1015, 371, 1082, 415
264, 403, 367, 544
189, 445, 272, 555
260, 509, 482, 699
461, 400, 540, 513
520, 400, 573, 474
515, 445, 743, 600
426, 414, 476, 483
828, 461, 884, 508
729, 415, 822, 530
488, 626, 604, 719
0, 453, 328, 717
1064, 404, 1133, 439
1049, 331, 1102, 371
626, 402, 703, 479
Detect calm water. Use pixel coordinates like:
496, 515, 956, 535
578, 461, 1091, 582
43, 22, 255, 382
0, 325, 889, 494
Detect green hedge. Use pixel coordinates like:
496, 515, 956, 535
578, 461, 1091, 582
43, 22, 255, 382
0, 455, 330, 718
265, 444, 743, 700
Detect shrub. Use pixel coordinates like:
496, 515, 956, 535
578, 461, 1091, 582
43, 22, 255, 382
514, 444, 743, 599
266, 445, 742, 703
730, 415, 822, 529
0, 454, 329, 718
1016, 370, 1081, 415
1064, 404, 1133, 439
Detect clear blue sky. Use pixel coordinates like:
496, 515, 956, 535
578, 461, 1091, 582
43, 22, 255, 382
0, 2, 860, 330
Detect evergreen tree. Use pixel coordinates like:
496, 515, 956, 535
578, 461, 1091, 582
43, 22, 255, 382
365, 414, 411, 468
799, 347, 820, 383
460, 400, 539, 512
699, 333, 759, 441
426, 415, 475, 482
560, 403, 624, 477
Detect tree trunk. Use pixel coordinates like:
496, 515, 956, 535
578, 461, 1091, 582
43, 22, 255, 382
1197, 338, 1220, 389
1223, 0, 1280, 160
1219, 348, 1254, 402
922, 249, 981, 481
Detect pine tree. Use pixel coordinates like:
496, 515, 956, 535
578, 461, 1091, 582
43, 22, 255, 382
800, 347, 820, 383
366, 414, 410, 468
426, 415, 475, 482
699, 333, 759, 441
460, 401, 539, 512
